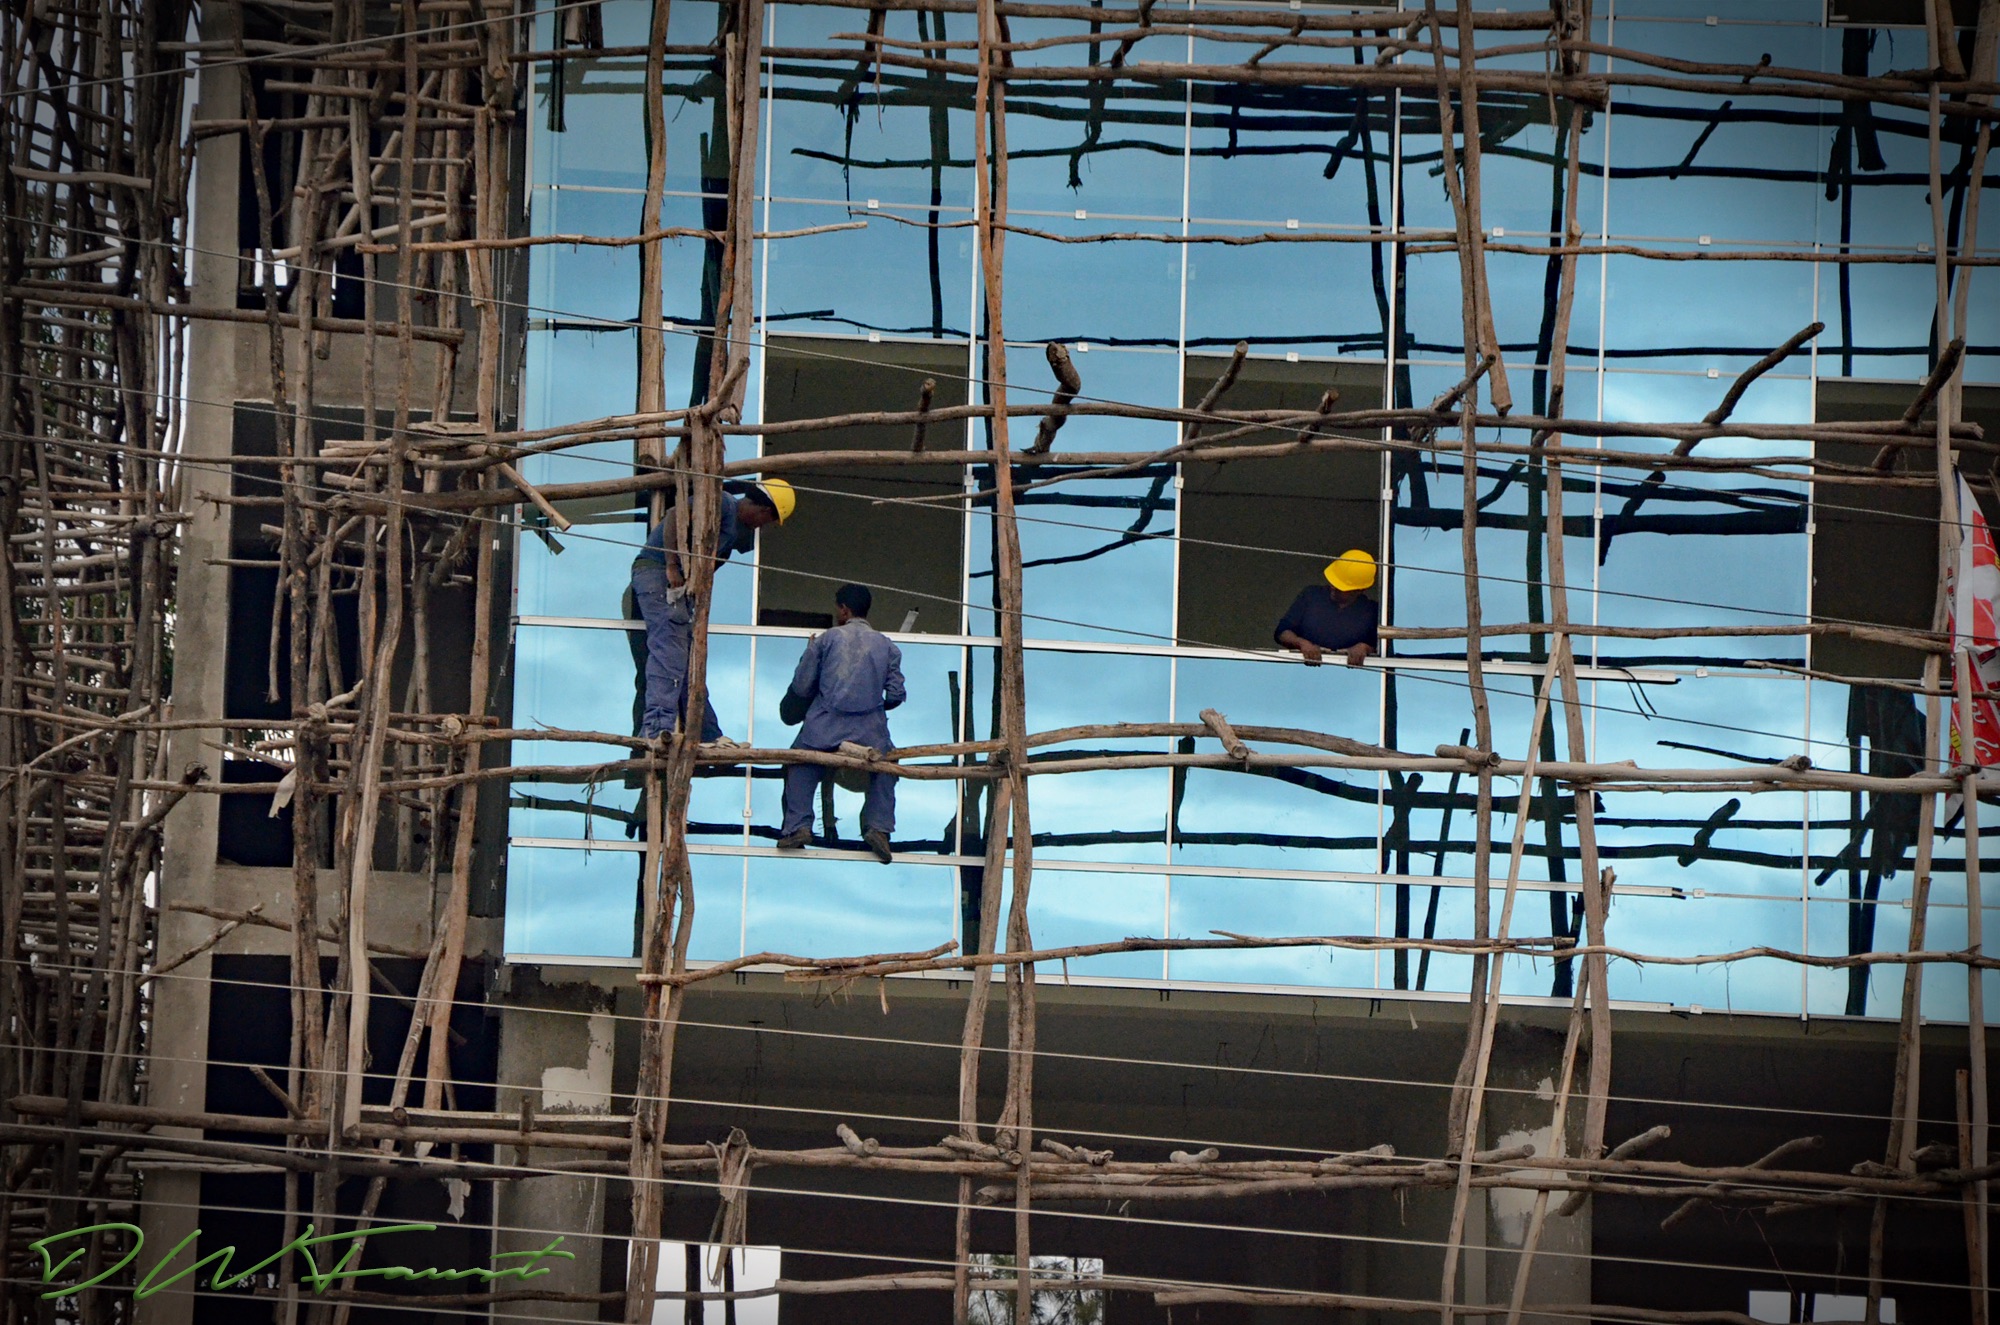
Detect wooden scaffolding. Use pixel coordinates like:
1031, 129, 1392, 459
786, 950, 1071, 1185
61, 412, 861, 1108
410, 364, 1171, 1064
5, 0, 2000, 1321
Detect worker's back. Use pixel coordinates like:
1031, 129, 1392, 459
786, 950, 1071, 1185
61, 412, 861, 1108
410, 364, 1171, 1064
808, 619, 903, 716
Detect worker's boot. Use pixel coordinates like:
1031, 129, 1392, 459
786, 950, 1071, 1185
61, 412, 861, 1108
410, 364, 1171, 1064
776, 826, 812, 851
863, 829, 893, 865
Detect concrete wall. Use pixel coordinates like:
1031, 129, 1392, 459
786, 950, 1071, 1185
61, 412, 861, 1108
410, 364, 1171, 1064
494, 972, 619, 1322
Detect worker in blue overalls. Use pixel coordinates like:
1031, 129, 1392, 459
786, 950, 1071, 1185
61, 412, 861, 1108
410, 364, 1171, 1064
630, 478, 795, 743
776, 584, 905, 863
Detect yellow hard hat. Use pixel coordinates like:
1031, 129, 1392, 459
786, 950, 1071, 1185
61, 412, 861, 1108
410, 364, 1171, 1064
1323, 548, 1376, 592
758, 477, 796, 523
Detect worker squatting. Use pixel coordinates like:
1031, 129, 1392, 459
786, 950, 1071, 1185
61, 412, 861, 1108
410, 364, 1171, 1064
630, 481, 1378, 866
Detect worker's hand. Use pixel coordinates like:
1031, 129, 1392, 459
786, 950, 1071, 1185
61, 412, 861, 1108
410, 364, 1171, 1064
1297, 641, 1323, 667
1345, 643, 1372, 668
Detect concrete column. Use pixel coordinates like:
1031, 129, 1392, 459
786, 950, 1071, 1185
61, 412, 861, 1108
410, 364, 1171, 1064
494, 974, 620, 1322
1480, 1021, 1592, 1323
135, 4, 244, 1318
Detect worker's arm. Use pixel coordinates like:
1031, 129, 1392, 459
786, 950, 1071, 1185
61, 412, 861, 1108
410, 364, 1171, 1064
1276, 629, 1324, 666
649, 511, 687, 589
788, 633, 824, 703
1345, 600, 1379, 667
1273, 589, 1322, 663
882, 643, 906, 711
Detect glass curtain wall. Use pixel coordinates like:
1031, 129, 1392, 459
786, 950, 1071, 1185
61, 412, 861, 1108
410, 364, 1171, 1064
505, 0, 2000, 1022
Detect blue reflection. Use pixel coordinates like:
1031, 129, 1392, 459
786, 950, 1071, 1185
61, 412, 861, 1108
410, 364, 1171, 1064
1606, 23, 1829, 244
767, 2, 976, 209
763, 200, 974, 338
1189, 67, 1392, 229
1600, 892, 1805, 1015
1004, 226, 1183, 346
1172, 657, 1381, 875
1168, 873, 1377, 989
1807, 897, 1911, 1019
1602, 257, 1816, 372
1187, 234, 1384, 357
1011, 650, 1172, 862
1009, 26, 1185, 217
1593, 373, 1809, 664
742, 855, 955, 956
532, 0, 724, 193
505, 846, 743, 962
999, 869, 1167, 978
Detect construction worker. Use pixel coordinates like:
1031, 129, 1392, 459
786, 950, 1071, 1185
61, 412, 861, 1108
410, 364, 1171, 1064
1275, 548, 1378, 668
631, 478, 795, 742
776, 584, 905, 863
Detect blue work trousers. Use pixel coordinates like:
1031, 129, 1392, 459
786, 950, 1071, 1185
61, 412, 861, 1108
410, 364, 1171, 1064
781, 753, 896, 837
631, 559, 722, 742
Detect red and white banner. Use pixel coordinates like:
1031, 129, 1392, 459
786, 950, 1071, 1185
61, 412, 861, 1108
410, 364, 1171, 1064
1947, 470, 2000, 767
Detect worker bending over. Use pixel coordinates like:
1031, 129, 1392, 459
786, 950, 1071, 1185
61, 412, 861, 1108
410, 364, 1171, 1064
1275, 548, 1379, 668
631, 478, 795, 742
776, 584, 905, 864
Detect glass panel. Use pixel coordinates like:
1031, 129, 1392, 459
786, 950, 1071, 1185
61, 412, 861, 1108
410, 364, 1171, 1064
1020, 343, 1179, 453
999, 869, 1167, 979
1186, 230, 1384, 359
1167, 874, 1378, 989
1602, 257, 1818, 374
1407, 883, 1480, 995
1606, 22, 1829, 244
1188, 48, 1394, 230
762, 199, 976, 338
743, 855, 955, 956
1600, 892, 1805, 1015
1596, 785, 1806, 901
530, 0, 725, 193
509, 626, 753, 843
1003, 224, 1183, 347
521, 325, 640, 430
528, 189, 720, 333
1172, 657, 1381, 875
1009, 650, 1171, 862
1401, 250, 1605, 368
1007, 21, 1185, 217
1008, 470, 1177, 646
766, 2, 976, 209
512, 624, 646, 756
1398, 82, 1604, 234
505, 845, 743, 963
1593, 372, 1810, 666
1807, 896, 1912, 1018
1385, 389, 1596, 657
1820, 260, 1938, 383
518, 502, 646, 622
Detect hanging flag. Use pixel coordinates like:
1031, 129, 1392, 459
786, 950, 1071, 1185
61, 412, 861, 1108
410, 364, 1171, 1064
1946, 470, 2000, 767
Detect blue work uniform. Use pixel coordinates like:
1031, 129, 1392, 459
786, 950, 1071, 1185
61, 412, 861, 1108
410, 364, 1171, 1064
630, 497, 745, 741
779, 619, 906, 837
1275, 585, 1379, 652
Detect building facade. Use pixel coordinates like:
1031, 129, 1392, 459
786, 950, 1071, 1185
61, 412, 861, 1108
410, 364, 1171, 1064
11, 1, 1996, 1323
507, 0, 1998, 1028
